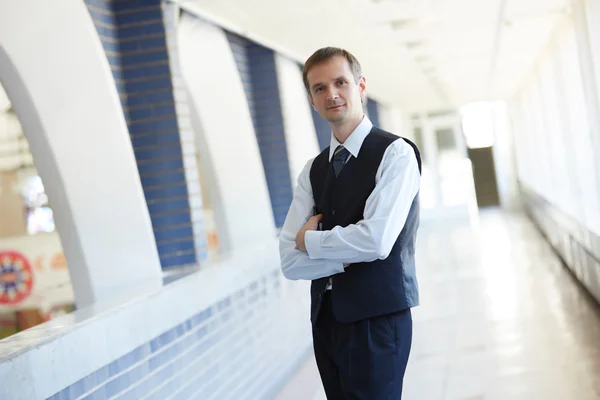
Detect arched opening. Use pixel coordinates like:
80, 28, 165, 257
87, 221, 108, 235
0, 82, 73, 339
0, 1, 163, 326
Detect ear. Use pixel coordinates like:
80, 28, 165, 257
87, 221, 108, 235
358, 76, 367, 99
309, 94, 316, 110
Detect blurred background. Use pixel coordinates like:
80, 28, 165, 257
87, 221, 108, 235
0, 0, 599, 399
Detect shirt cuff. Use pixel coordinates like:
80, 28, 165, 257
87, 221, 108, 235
304, 230, 323, 260
327, 260, 346, 274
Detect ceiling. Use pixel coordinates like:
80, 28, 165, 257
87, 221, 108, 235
178, 0, 570, 112
0, 84, 33, 173
0, 0, 570, 172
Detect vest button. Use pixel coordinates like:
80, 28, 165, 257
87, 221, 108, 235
332, 209, 336, 215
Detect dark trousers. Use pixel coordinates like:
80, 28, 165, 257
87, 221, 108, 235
312, 292, 413, 399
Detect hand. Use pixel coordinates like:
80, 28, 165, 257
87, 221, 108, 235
295, 214, 323, 253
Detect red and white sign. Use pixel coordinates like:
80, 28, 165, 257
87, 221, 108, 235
0, 232, 73, 311
0, 250, 34, 305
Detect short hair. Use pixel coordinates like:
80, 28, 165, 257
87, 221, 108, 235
302, 47, 362, 93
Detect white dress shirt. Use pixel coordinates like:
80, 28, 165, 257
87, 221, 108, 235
279, 116, 420, 281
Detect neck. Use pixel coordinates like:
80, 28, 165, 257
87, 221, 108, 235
331, 113, 364, 144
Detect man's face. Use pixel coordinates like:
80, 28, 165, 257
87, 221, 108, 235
307, 56, 366, 125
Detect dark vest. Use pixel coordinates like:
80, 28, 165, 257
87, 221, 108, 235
309, 127, 421, 324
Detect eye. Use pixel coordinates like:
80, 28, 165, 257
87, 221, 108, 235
337, 80, 346, 86
314, 87, 324, 93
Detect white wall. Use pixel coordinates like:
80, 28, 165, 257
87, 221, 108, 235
0, 238, 312, 400
177, 14, 276, 254
0, 0, 163, 307
376, 104, 392, 132
510, 16, 600, 232
576, 0, 600, 209
275, 54, 320, 184
378, 105, 412, 138
489, 102, 521, 211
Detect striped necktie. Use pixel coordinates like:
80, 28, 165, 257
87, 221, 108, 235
333, 145, 350, 177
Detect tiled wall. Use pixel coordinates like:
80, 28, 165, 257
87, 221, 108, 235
366, 97, 381, 128
48, 269, 312, 400
227, 33, 293, 228
310, 105, 331, 152
162, 3, 208, 263
84, 0, 206, 268
522, 185, 600, 304
227, 33, 256, 124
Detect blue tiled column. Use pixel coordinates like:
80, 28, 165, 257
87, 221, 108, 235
84, 0, 207, 268
227, 33, 293, 228
310, 106, 331, 152
367, 97, 381, 128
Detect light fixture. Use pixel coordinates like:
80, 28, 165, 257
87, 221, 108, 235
460, 101, 496, 148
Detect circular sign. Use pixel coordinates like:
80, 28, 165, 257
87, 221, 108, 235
0, 251, 34, 305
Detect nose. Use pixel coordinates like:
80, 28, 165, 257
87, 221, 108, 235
326, 86, 339, 100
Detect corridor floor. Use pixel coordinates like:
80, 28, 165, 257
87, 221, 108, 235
276, 209, 600, 400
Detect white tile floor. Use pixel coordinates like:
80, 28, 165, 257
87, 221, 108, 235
276, 209, 600, 399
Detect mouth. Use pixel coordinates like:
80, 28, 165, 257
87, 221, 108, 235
327, 104, 345, 110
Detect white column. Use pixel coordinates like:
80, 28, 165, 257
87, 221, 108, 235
378, 106, 409, 137
419, 113, 443, 212
0, 0, 163, 308
573, 0, 600, 211
177, 14, 276, 254
275, 54, 320, 184
490, 102, 521, 211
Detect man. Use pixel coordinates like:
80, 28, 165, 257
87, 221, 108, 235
279, 47, 421, 399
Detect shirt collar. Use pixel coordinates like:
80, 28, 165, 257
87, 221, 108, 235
328, 116, 373, 161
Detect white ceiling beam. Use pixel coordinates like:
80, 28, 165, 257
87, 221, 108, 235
486, 0, 509, 99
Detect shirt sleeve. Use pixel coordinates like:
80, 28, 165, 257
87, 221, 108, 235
304, 139, 420, 263
278, 159, 346, 280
